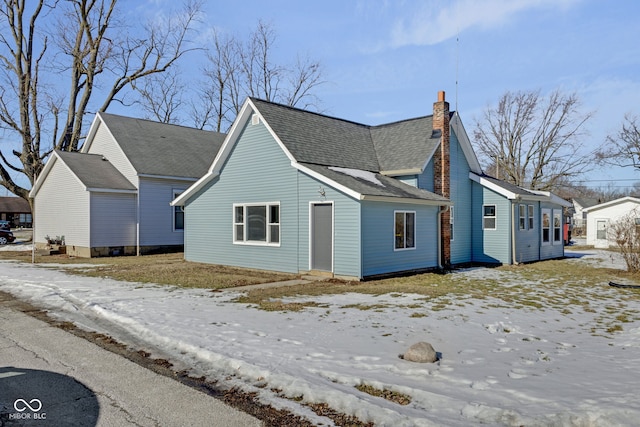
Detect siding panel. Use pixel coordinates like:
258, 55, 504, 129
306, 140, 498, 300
471, 182, 511, 264
90, 193, 137, 246
139, 178, 191, 246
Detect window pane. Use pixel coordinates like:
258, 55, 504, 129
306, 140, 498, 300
484, 205, 495, 217
235, 224, 244, 241
174, 206, 184, 230
484, 218, 496, 229
235, 206, 244, 223
270, 205, 279, 224
247, 206, 266, 241
269, 225, 280, 243
406, 212, 415, 248
395, 212, 405, 249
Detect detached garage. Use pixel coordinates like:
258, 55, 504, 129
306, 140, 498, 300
583, 196, 640, 248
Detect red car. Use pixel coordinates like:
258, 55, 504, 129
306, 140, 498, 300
0, 229, 15, 245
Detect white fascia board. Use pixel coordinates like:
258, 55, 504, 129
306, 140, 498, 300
86, 188, 138, 194
452, 113, 483, 174
362, 195, 452, 206
379, 168, 423, 176
293, 162, 362, 200
529, 190, 572, 207
29, 151, 60, 198
583, 196, 640, 213
171, 171, 219, 206
80, 112, 102, 153
469, 172, 518, 199
137, 174, 197, 182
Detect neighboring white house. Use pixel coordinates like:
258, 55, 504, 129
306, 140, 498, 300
582, 196, 640, 248
570, 197, 600, 236
30, 112, 225, 257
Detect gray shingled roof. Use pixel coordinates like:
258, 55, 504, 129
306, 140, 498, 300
56, 150, 137, 191
99, 113, 226, 179
371, 116, 440, 172
0, 197, 30, 213
474, 173, 542, 198
251, 98, 444, 175
301, 163, 450, 203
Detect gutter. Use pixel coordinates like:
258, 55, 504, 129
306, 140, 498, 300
437, 205, 450, 269
512, 198, 521, 265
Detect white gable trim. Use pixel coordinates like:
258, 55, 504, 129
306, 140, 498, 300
583, 196, 640, 213
452, 113, 482, 174
174, 98, 298, 206
293, 163, 361, 200
29, 152, 60, 198
469, 172, 547, 201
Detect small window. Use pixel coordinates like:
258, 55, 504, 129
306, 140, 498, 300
173, 190, 184, 231
528, 205, 534, 230
483, 205, 496, 230
450, 206, 454, 241
553, 210, 562, 243
542, 209, 551, 244
519, 205, 526, 230
395, 211, 415, 250
233, 203, 280, 245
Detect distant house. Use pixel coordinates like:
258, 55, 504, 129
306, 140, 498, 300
172, 92, 570, 280
570, 197, 600, 236
0, 197, 32, 227
583, 196, 640, 248
30, 113, 225, 257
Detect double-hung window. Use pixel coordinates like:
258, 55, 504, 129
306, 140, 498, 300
528, 205, 534, 230
450, 206, 454, 241
519, 205, 526, 230
541, 209, 551, 244
234, 203, 280, 245
483, 205, 496, 230
395, 211, 415, 250
173, 190, 184, 231
553, 210, 562, 243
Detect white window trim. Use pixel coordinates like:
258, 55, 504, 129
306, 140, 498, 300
528, 205, 535, 230
483, 204, 497, 230
172, 189, 185, 232
541, 208, 551, 246
450, 206, 454, 242
553, 209, 562, 244
519, 204, 526, 230
394, 210, 416, 251
232, 202, 281, 246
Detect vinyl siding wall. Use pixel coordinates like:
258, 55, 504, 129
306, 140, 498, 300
449, 129, 473, 264
361, 201, 438, 277
184, 119, 300, 273
471, 182, 512, 264
85, 121, 137, 184
34, 159, 90, 247
296, 172, 361, 278
585, 201, 640, 247
513, 201, 540, 263
138, 177, 191, 246
90, 193, 137, 247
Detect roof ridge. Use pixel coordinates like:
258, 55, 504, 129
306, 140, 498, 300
99, 111, 223, 135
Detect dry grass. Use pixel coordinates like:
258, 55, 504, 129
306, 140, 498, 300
0, 251, 296, 289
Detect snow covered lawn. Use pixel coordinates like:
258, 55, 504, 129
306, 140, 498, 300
0, 249, 639, 426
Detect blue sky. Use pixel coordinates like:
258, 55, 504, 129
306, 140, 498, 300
162, 0, 638, 189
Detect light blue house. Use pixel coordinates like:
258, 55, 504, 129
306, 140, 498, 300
173, 92, 569, 279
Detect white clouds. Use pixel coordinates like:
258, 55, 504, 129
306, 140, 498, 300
388, 0, 581, 48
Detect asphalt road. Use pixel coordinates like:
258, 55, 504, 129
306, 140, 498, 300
0, 300, 262, 427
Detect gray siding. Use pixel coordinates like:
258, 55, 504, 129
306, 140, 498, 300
471, 182, 511, 264
138, 177, 191, 246
514, 202, 540, 263
90, 193, 137, 246
85, 121, 137, 184
34, 158, 90, 247
296, 172, 361, 278
449, 129, 472, 264
184, 120, 300, 273
361, 201, 438, 277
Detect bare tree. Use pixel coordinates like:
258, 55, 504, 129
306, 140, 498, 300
0, 0, 201, 209
133, 68, 185, 124
608, 208, 640, 272
473, 89, 594, 191
191, 20, 325, 132
596, 113, 640, 170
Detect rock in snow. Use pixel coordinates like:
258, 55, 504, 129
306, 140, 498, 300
402, 341, 438, 363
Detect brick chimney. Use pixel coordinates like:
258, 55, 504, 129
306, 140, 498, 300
433, 90, 451, 266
